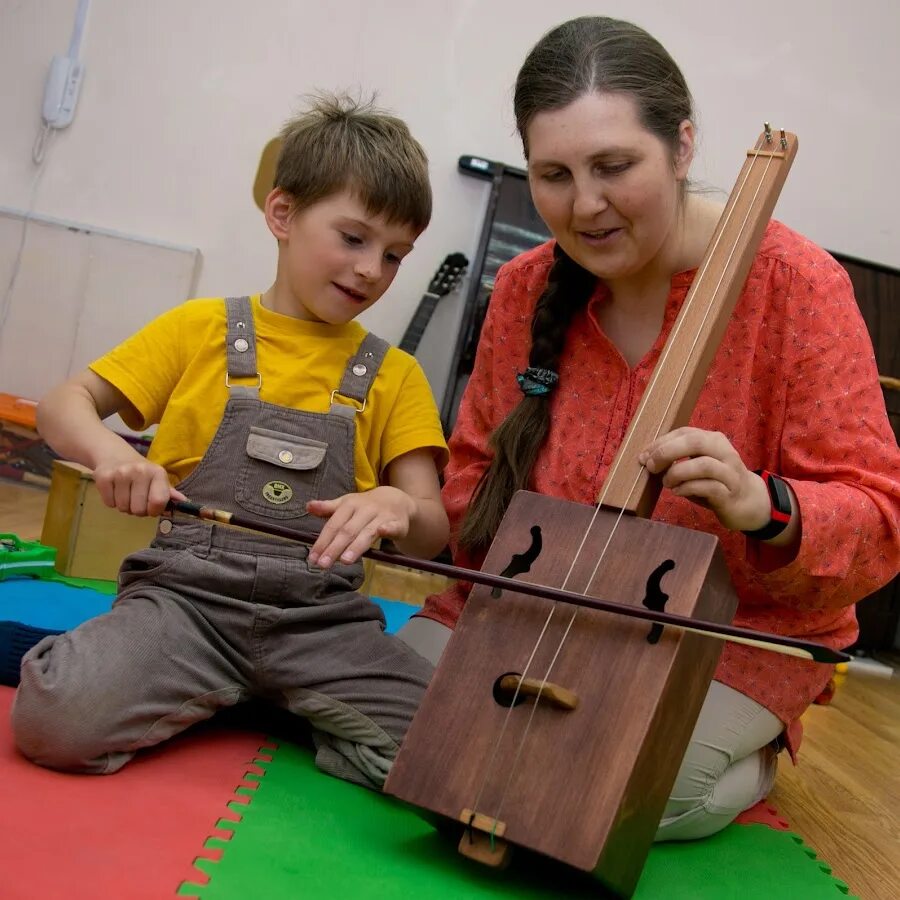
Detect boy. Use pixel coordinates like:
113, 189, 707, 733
11, 94, 449, 790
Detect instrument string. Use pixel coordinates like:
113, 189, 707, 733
489, 604, 578, 826
581, 141, 778, 593
468, 605, 557, 818
564, 134, 773, 596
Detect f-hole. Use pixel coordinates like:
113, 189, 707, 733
642, 559, 675, 644
491, 525, 542, 598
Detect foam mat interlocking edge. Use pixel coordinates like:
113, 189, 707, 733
177, 741, 279, 898
785, 831, 853, 896
734, 800, 790, 830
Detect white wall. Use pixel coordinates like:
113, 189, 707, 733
1, 0, 898, 381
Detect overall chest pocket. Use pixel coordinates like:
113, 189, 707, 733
235, 425, 328, 519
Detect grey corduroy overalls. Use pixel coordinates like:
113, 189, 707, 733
13, 297, 434, 788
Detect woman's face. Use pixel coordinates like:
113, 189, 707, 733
526, 92, 693, 285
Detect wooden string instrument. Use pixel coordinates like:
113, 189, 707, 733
380, 125, 802, 897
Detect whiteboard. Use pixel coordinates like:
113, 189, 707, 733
0, 207, 201, 433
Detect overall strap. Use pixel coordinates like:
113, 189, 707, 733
224, 296, 261, 399
329, 332, 391, 419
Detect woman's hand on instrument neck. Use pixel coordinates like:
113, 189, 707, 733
638, 427, 800, 549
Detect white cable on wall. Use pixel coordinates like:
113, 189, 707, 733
1, 0, 91, 343
0, 136, 55, 341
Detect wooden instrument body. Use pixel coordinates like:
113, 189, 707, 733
385, 489, 738, 896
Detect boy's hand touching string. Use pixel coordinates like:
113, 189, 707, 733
306, 486, 416, 568
305, 447, 449, 567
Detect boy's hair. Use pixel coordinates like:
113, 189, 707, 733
274, 92, 431, 233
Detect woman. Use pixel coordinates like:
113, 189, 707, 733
399, 16, 900, 840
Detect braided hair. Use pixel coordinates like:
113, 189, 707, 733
459, 245, 596, 550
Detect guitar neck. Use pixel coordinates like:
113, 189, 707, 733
398, 291, 440, 354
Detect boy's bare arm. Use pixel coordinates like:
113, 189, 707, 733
38, 370, 138, 469
37, 370, 182, 516
381, 448, 449, 559
305, 448, 449, 568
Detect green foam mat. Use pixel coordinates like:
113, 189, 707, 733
48, 572, 118, 593
179, 740, 854, 899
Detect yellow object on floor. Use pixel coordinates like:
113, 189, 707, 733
362, 557, 450, 606
40, 459, 157, 580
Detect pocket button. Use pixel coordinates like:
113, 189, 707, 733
278, 450, 294, 464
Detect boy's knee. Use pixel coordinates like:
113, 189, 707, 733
12, 699, 125, 773
12, 662, 122, 773
13, 689, 77, 770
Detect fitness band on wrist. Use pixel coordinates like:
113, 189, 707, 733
742, 469, 792, 541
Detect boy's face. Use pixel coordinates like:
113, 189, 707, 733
266, 189, 418, 324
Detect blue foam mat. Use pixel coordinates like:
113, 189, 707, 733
0, 578, 114, 630
0, 576, 418, 633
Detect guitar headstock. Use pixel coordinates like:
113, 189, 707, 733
428, 253, 469, 296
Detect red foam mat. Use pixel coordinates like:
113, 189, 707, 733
0, 687, 268, 900
735, 800, 791, 830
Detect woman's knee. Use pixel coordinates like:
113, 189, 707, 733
396, 616, 452, 667
656, 747, 778, 841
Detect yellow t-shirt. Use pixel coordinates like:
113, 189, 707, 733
90, 295, 448, 492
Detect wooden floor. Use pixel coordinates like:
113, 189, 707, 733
770, 666, 900, 900
0, 479, 48, 541
1, 479, 898, 899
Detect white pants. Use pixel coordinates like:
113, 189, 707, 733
397, 617, 783, 842
654, 679, 781, 840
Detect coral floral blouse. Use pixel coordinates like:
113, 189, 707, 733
421, 220, 900, 753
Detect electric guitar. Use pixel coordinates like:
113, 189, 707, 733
398, 253, 468, 355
